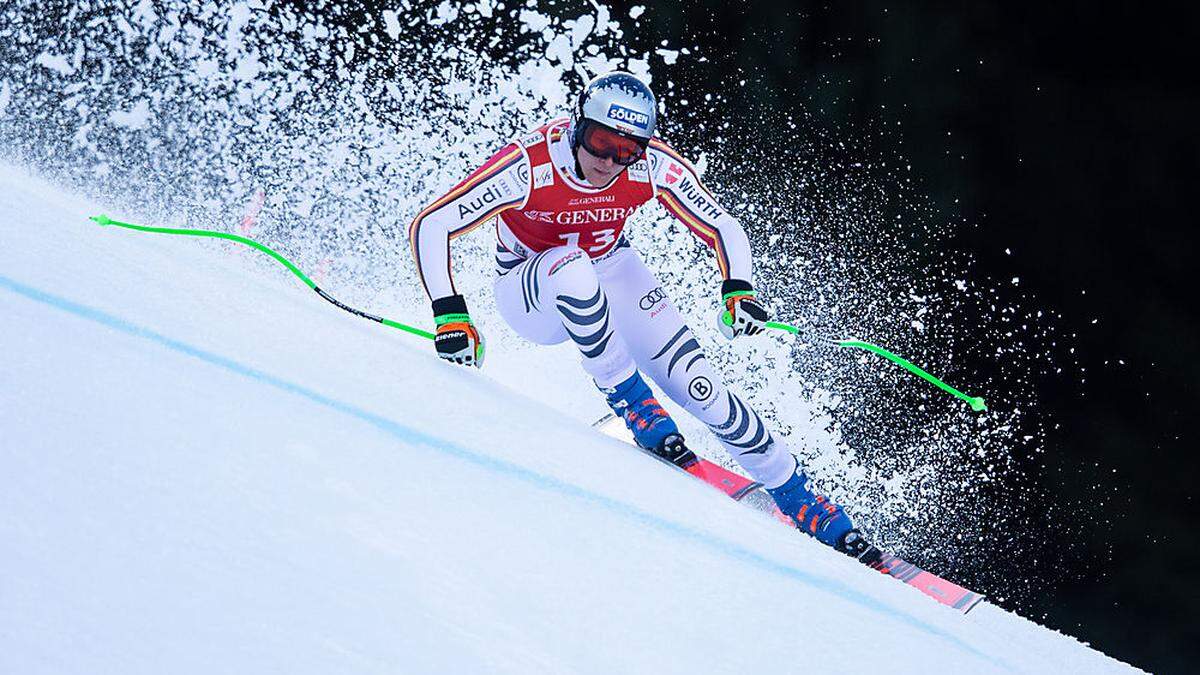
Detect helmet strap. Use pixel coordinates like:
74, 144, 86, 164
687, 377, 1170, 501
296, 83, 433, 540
569, 118, 586, 177
569, 116, 584, 152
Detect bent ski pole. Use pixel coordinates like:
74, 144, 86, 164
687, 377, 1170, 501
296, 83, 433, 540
88, 215, 435, 341
725, 313, 987, 412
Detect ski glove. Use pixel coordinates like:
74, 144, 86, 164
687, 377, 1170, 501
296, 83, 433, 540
433, 294, 485, 368
718, 279, 771, 340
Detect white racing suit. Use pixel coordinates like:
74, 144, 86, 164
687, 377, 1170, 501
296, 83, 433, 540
409, 118, 798, 489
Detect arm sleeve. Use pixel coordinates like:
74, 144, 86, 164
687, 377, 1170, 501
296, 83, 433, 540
649, 140, 753, 284
407, 144, 529, 302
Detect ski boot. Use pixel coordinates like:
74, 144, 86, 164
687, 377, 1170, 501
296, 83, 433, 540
601, 370, 695, 467
766, 466, 855, 548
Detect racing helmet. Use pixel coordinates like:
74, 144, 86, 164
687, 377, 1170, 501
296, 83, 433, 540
569, 72, 657, 165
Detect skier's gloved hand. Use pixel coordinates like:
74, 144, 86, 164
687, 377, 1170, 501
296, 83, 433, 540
432, 294, 485, 368
717, 279, 771, 340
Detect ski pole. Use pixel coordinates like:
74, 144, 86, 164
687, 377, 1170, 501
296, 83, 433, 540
92, 213, 983, 410
88, 215, 435, 341
724, 313, 987, 412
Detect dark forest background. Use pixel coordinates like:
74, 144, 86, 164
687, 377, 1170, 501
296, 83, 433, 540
596, 1, 1195, 672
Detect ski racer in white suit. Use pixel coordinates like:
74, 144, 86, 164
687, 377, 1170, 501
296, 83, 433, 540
408, 72, 880, 561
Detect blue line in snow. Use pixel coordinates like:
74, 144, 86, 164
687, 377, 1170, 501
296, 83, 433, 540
0, 273, 1004, 669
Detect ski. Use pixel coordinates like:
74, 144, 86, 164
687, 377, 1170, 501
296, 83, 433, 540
593, 413, 985, 614
874, 554, 985, 613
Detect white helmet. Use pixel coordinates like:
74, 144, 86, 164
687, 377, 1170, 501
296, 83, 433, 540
569, 72, 657, 164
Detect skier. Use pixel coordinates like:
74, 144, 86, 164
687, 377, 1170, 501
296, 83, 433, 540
408, 71, 879, 564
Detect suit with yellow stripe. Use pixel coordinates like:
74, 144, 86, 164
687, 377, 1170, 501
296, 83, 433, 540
407, 118, 797, 489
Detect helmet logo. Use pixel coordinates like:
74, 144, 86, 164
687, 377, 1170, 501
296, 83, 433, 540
606, 103, 650, 130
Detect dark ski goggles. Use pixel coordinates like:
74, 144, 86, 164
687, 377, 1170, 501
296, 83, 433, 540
576, 121, 649, 166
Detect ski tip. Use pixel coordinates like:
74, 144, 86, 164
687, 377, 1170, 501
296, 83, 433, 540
90, 214, 112, 226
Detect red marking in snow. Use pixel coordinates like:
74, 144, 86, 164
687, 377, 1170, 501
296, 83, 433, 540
230, 190, 265, 256
240, 190, 265, 235
315, 257, 332, 285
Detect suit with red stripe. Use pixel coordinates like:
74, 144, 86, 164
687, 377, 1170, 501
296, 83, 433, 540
409, 118, 797, 490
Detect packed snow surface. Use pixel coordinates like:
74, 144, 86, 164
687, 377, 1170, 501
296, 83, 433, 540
0, 167, 1139, 673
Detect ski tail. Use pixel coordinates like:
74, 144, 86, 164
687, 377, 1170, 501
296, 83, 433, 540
880, 554, 986, 613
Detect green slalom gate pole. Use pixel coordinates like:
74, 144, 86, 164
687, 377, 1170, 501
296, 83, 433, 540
89, 215, 435, 341
762, 319, 987, 412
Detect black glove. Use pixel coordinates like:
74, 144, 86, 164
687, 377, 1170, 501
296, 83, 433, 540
432, 294, 485, 367
717, 279, 771, 339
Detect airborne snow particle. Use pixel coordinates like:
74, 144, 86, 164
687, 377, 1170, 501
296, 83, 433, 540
381, 10, 402, 39
110, 99, 151, 130
35, 52, 75, 75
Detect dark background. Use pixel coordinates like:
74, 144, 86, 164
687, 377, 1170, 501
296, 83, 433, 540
608, 2, 1196, 672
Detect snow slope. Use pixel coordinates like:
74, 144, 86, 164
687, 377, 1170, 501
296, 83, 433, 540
0, 164, 1138, 673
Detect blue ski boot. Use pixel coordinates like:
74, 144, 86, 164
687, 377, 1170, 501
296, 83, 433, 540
767, 465, 855, 549
601, 370, 683, 455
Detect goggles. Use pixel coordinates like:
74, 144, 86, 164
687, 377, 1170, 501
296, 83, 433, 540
577, 121, 649, 166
